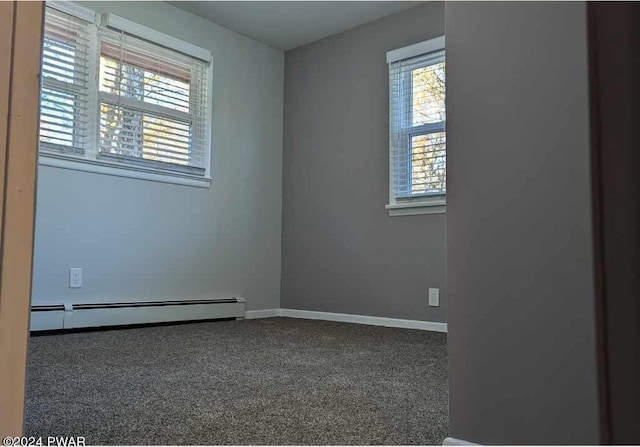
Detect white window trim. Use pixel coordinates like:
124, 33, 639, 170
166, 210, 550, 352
385, 199, 446, 216
386, 36, 445, 64
386, 36, 445, 217
47, 1, 96, 23
40, 154, 211, 188
40, 2, 214, 189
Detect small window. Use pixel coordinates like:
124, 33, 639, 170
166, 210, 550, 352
39, 4, 212, 187
386, 37, 446, 216
40, 7, 91, 155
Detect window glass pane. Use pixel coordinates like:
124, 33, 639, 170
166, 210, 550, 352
100, 103, 144, 155
142, 115, 190, 165
411, 61, 445, 126
99, 55, 191, 113
40, 8, 90, 154
42, 37, 77, 84
40, 88, 75, 147
100, 104, 192, 166
410, 132, 446, 195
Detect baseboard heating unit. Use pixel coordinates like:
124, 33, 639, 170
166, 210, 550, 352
30, 297, 246, 332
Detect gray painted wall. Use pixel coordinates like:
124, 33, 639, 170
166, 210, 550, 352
446, 2, 600, 443
281, 3, 446, 322
32, 2, 284, 311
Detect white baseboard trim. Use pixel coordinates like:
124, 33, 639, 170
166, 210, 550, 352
277, 308, 447, 333
443, 437, 480, 446
244, 309, 281, 319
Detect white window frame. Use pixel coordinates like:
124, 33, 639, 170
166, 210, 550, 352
386, 36, 446, 216
39, 2, 213, 189
40, 4, 94, 157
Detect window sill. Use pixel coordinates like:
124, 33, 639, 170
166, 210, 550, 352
39, 154, 212, 188
386, 199, 446, 216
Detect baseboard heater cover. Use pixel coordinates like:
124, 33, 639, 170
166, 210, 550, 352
30, 297, 245, 331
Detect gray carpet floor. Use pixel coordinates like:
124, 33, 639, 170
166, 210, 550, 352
25, 317, 449, 445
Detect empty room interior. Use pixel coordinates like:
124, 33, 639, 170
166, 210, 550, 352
4, 0, 638, 445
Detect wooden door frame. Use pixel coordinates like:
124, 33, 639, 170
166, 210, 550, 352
0, 1, 44, 437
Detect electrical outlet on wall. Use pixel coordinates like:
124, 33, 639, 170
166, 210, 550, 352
428, 288, 440, 307
69, 268, 82, 288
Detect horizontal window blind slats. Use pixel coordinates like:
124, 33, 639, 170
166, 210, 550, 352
129, 119, 191, 138
42, 47, 90, 65
99, 63, 199, 91
100, 71, 192, 102
134, 131, 190, 148
42, 42, 90, 58
99, 151, 199, 170
40, 136, 79, 146
100, 92, 192, 123
40, 127, 85, 138
39, 114, 85, 126
99, 106, 192, 137
389, 49, 446, 199
99, 60, 196, 91
99, 152, 206, 176
100, 35, 197, 71
394, 154, 446, 164
98, 84, 189, 106
42, 33, 91, 49
42, 72, 89, 87
97, 27, 209, 173
39, 121, 88, 134
135, 145, 192, 160
40, 102, 90, 116
101, 146, 191, 163
42, 57, 89, 76
99, 103, 206, 167
41, 77, 87, 94
99, 114, 192, 139
39, 7, 91, 155
100, 126, 192, 151
100, 86, 191, 111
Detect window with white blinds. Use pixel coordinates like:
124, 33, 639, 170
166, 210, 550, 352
40, 7, 91, 155
38, 4, 212, 185
388, 38, 445, 212
98, 28, 209, 176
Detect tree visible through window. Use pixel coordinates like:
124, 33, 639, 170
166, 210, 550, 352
409, 60, 445, 196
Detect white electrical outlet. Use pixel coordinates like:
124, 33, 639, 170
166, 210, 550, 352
69, 268, 82, 288
428, 288, 440, 307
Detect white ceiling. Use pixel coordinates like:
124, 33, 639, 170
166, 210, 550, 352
169, 1, 424, 50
